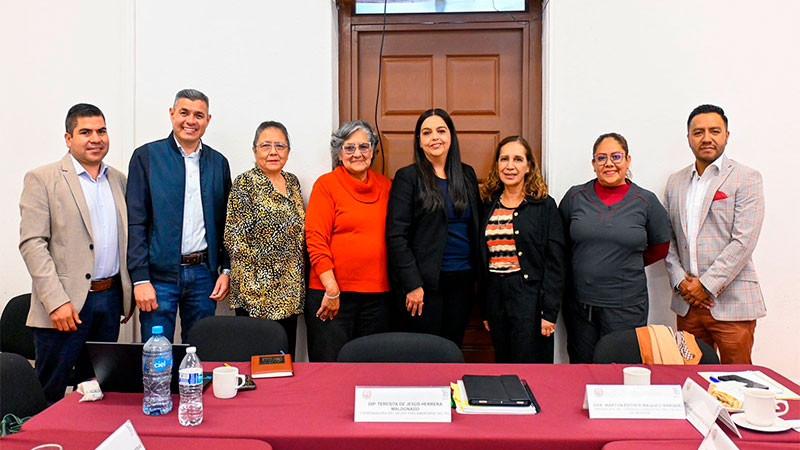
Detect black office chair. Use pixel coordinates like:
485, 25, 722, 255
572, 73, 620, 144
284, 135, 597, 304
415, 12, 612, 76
337, 332, 465, 363
186, 316, 288, 362
0, 294, 36, 360
592, 328, 720, 364
0, 352, 48, 418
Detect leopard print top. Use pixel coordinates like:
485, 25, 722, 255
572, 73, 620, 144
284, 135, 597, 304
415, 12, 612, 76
224, 167, 305, 319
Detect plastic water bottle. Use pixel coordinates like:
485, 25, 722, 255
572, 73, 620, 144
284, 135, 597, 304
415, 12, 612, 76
142, 325, 173, 415
178, 346, 203, 426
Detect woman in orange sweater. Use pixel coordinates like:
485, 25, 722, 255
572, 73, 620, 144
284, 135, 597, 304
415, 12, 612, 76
305, 120, 393, 361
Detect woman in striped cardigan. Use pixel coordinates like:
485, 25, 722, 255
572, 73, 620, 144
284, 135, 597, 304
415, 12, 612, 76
480, 136, 567, 363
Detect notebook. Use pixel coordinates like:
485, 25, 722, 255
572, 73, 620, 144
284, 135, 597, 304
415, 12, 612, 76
461, 374, 532, 407
251, 354, 293, 378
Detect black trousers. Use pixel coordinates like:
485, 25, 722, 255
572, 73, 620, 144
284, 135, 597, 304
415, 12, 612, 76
34, 283, 122, 404
304, 290, 391, 362
486, 273, 554, 363
563, 299, 648, 363
235, 308, 298, 360
404, 270, 475, 348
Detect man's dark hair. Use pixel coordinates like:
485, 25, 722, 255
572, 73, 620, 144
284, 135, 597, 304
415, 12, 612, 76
174, 88, 209, 108
65, 103, 105, 135
687, 104, 728, 129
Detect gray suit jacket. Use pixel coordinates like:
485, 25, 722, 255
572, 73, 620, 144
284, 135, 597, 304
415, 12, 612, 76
19, 153, 133, 328
663, 156, 765, 321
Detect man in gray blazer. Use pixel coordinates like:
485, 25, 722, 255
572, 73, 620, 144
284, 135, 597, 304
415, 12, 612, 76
19, 104, 132, 403
664, 104, 765, 364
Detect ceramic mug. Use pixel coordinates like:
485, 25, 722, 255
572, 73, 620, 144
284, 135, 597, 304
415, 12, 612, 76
212, 366, 246, 399
623, 367, 651, 385
743, 388, 789, 427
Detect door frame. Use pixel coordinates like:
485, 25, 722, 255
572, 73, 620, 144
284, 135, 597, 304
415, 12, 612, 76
337, 1, 544, 159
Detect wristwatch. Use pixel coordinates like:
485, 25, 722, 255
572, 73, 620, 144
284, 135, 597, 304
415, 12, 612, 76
221, 268, 231, 276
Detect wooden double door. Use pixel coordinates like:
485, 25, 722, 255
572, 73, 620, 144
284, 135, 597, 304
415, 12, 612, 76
338, 5, 543, 362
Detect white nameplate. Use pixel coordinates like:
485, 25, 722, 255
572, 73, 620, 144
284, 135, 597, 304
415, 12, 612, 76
699, 424, 739, 450
682, 378, 740, 438
95, 420, 145, 450
354, 386, 451, 423
585, 384, 685, 419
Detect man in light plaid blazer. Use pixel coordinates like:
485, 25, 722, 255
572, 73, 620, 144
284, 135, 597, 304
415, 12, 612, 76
664, 104, 765, 364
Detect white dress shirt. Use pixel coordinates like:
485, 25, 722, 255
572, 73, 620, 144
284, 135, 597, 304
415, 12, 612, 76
685, 154, 726, 277
71, 155, 119, 280
176, 138, 209, 254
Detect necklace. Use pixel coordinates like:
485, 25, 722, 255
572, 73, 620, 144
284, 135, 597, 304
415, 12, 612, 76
500, 191, 524, 208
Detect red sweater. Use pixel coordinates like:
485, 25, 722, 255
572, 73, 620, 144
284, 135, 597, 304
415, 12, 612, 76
305, 166, 392, 292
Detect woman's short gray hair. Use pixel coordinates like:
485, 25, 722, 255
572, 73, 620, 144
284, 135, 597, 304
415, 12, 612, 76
329, 120, 379, 169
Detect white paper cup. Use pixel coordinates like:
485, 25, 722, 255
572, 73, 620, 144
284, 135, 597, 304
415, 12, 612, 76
212, 366, 246, 399
743, 388, 789, 426
623, 367, 651, 385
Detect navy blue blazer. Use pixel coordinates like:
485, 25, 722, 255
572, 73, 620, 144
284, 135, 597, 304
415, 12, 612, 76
126, 133, 232, 284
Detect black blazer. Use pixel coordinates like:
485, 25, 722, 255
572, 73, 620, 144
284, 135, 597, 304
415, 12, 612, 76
386, 163, 483, 294
479, 192, 567, 323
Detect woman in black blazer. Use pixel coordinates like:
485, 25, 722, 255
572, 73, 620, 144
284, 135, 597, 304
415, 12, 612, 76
480, 136, 567, 363
386, 108, 482, 347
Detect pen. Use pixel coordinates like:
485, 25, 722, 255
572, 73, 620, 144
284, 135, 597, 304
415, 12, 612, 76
709, 377, 720, 383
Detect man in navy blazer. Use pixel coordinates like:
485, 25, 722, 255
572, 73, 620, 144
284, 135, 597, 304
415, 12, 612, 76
127, 89, 232, 343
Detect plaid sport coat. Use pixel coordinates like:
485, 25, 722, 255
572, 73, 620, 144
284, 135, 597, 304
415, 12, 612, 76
663, 156, 766, 321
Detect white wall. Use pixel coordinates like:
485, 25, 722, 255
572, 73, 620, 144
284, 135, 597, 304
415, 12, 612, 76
1, 0, 336, 352
3, 0, 797, 381
131, 0, 336, 193
0, 0, 136, 338
544, 0, 800, 382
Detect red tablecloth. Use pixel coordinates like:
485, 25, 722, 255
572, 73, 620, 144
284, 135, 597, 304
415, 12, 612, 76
602, 439, 797, 449
0, 429, 272, 450
20, 363, 800, 450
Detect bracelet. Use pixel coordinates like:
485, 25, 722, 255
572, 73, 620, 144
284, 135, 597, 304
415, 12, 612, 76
324, 292, 340, 300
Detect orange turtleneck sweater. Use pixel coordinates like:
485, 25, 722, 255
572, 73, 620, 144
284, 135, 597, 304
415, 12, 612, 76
305, 166, 392, 292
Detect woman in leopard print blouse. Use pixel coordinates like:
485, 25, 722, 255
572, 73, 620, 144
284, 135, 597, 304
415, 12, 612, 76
224, 121, 305, 357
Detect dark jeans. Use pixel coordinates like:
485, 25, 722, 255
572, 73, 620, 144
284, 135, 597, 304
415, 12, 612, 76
564, 299, 647, 363
34, 283, 122, 404
235, 308, 298, 360
404, 270, 475, 348
140, 263, 216, 343
486, 273, 554, 363
304, 290, 391, 362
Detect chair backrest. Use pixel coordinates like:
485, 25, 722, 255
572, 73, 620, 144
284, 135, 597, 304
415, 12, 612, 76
592, 328, 721, 364
185, 316, 288, 362
592, 329, 642, 364
0, 352, 48, 418
336, 332, 465, 363
0, 294, 36, 360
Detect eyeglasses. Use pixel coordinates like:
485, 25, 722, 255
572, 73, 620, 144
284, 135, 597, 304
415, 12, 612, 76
257, 141, 289, 152
342, 143, 373, 155
593, 152, 626, 165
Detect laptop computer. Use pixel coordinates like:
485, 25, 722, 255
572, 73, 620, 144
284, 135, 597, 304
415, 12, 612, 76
86, 341, 204, 394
